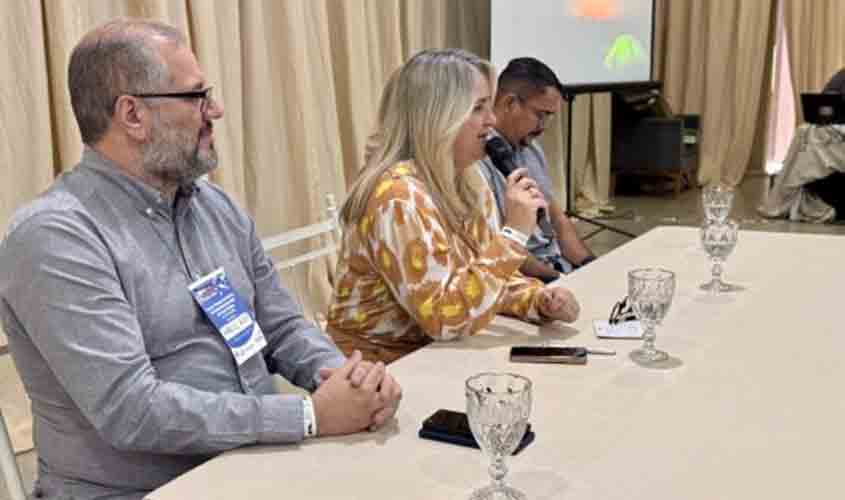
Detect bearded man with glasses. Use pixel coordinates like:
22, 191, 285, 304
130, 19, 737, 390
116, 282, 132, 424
0, 18, 400, 499
480, 57, 595, 283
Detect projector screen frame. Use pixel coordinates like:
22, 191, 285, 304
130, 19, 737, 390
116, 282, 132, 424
491, 0, 658, 92
559, 79, 660, 97
560, 0, 658, 95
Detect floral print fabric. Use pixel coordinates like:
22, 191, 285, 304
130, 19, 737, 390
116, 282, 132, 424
327, 161, 544, 361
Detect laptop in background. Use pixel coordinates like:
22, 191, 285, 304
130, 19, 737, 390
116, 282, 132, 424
801, 93, 845, 125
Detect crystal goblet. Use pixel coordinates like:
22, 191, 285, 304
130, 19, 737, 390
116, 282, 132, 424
700, 219, 739, 293
702, 183, 734, 223
466, 372, 532, 500
628, 268, 676, 365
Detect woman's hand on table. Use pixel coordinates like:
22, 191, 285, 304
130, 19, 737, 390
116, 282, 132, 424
537, 286, 580, 322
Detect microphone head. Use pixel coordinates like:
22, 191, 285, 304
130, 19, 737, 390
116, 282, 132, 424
484, 135, 544, 222
484, 136, 510, 160
484, 136, 516, 176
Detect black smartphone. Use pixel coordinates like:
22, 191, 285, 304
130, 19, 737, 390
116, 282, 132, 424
419, 409, 534, 455
509, 346, 588, 365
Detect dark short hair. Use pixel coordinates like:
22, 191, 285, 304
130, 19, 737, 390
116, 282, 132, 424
68, 18, 185, 144
497, 57, 563, 100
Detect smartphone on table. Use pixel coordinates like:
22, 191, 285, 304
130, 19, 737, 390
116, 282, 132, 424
509, 345, 588, 364
418, 409, 535, 455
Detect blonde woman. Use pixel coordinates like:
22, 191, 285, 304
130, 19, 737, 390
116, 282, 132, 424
327, 49, 580, 363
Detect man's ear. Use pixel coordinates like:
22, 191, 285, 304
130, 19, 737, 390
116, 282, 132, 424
501, 93, 520, 112
113, 95, 149, 141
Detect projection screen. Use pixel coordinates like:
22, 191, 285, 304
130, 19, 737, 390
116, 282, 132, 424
491, 0, 655, 90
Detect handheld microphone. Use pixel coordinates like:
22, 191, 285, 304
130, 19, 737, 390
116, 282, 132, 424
484, 136, 546, 223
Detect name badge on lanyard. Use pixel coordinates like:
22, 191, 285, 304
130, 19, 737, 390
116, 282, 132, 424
189, 268, 267, 365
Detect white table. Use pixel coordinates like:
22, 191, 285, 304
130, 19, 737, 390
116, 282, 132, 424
148, 226, 845, 500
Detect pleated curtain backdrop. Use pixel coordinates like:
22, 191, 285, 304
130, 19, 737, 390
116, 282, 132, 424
653, 0, 778, 186
1, 1, 56, 238
539, 94, 614, 214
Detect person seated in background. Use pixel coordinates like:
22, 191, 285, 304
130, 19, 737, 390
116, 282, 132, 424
802, 67, 845, 218
760, 67, 845, 222
0, 18, 400, 500
823, 67, 845, 94
326, 49, 580, 364
479, 57, 596, 284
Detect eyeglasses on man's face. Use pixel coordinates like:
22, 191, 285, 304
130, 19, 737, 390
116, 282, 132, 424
516, 94, 555, 127
132, 86, 215, 115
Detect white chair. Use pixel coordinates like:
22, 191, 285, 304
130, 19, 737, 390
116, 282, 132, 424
0, 339, 29, 500
261, 194, 341, 325
0, 407, 26, 500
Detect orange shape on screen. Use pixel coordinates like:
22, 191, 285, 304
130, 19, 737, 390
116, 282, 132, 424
571, 0, 620, 20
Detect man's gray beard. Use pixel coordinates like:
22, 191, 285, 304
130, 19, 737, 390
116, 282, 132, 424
141, 126, 218, 187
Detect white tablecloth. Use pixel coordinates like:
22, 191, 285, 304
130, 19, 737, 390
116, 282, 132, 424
148, 226, 845, 500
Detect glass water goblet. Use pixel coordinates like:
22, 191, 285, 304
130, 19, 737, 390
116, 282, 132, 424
628, 268, 676, 365
700, 219, 739, 293
702, 183, 734, 223
466, 372, 532, 500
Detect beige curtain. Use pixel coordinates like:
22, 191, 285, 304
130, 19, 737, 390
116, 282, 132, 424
0, 0, 56, 456
653, 0, 777, 186
540, 95, 612, 214
783, 0, 845, 123
0, 1, 54, 236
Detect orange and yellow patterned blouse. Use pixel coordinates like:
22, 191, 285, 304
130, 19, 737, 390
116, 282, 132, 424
327, 161, 545, 363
